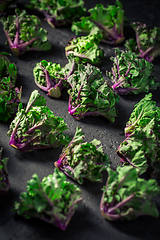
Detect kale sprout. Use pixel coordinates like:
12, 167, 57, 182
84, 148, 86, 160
65, 29, 104, 65
7, 90, 70, 152
106, 48, 160, 95
71, 0, 125, 45
26, 0, 87, 28
67, 63, 119, 122
125, 22, 160, 62
0, 52, 21, 122
14, 168, 82, 230
55, 127, 110, 184
100, 166, 160, 221
33, 54, 76, 98
116, 93, 160, 177
1, 9, 52, 56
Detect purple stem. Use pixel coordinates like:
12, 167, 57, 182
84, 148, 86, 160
111, 85, 138, 95
107, 194, 135, 214
91, 20, 124, 45
111, 77, 124, 89
91, 20, 117, 40
135, 31, 141, 54
13, 12, 20, 45
124, 62, 131, 77
139, 47, 154, 62
41, 10, 57, 28
34, 80, 48, 92
68, 102, 81, 116
3, 20, 41, 55
11, 37, 40, 51
3, 29, 13, 47
10, 133, 61, 152
9, 121, 45, 150
41, 64, 54, 89
9, 114, 21, 148
116, 148, 139, 169
55, 157, 76, 181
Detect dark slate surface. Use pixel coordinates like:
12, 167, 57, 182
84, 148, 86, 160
0, 1, 160, 239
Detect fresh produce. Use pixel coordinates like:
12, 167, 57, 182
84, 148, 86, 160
26, 0, 86, 28
67, 63, 119, 121
106, 48, 160, 95
71, 0, 125, 45
0, 147, 10, 195
116, 93, 160, 176
0, 52, 21, 122
7, 90, 71, 152
55, 127, 110, 184
33, 54, 76, 98
65, 29, 104, 65
14, 168, 82, 230
100, 166, 160, 221
1, 9, 51, 56
125, 22, 160, 62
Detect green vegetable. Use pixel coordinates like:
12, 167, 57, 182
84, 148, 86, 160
26, 0, 86, 28
55, 127, 110, 184
0, 147, 10, 195
1, 9, 51, 56
106, 48, 160, 95
7, 90, 70, 152
67, 63, 119, 122
71, 0, 125, 45
14, 168, 82, 230
33, 54, 75, 98
125, 22, 160, 62
0, 52, 21, 122
65, 29, 104, 65
117, 93, 160, 176
100, 166, 160, 221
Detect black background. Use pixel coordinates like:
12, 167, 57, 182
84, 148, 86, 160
0, 1, 160, 239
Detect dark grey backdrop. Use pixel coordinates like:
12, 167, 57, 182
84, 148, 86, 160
0, 1, 160, 239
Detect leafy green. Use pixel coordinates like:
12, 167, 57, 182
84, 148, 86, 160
26, 0, 86, 28
100, 166, 160, 221
71, 0, 125, 45
65, 29, 104, 65
0, 52, 21, 122
125, 22, 160, 62
55, 127, 110, 184
71, 16, 96, 36
7, 90, 70, 152
106, 48, 160, 95
67, 63, 119, 122
1, 9, 51, 56
33, 54, 75, 98
117, 93, 160, 176
14, 168, 82, 230
0, 147, 10, 195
